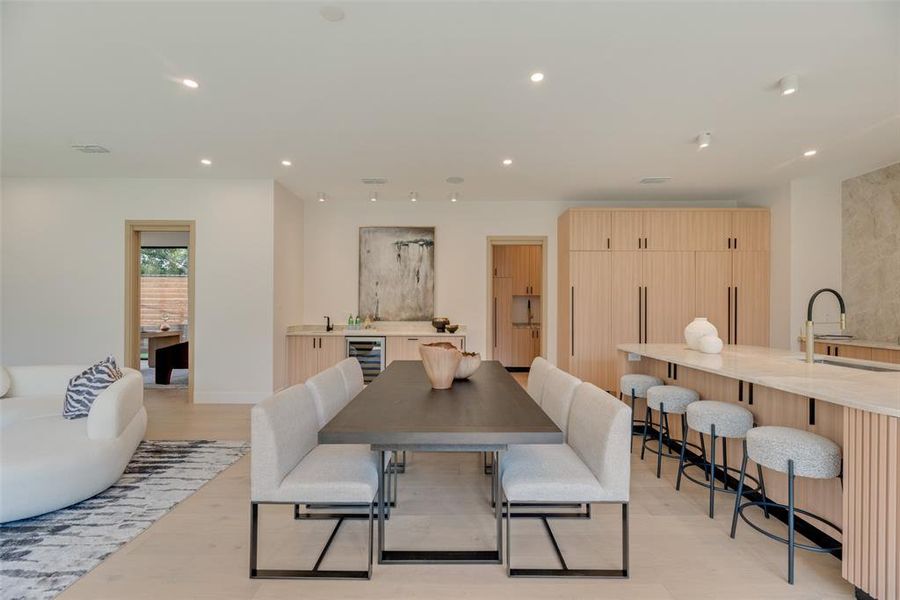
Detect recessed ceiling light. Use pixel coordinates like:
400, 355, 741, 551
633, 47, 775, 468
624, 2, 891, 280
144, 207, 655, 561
779, 74, 799, 96
370, 192, 378, 202
530, 72, 544, 83
410, 192, 418, 202
281, 159, 292, 166
502, 158, 513, 166
182, 79, 199, 89
318, 193, 326, 202
200, 158, 212, 165
697, 132, 712, 150
450, 193, 458, 203
803, 149, 817, 157
319, 6, 345, 22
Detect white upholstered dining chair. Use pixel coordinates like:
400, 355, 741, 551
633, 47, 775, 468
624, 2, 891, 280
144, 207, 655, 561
502, 382, 632, 578
250, 383, 380, 579
526, 357, 554, 403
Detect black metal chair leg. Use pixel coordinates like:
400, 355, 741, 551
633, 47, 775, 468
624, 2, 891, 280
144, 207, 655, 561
656, 405, 665, 478
787, 460, 796, 585
730, 440, 749, 538
708, 426, 717, 518
756, 463, 769, 518
640, 407, 651, 461
676, 414, 688, 491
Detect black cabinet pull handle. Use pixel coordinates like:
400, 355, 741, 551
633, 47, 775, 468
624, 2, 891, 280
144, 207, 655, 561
734, 237, 738, 249
733, 287, 738, 344
638, 286, 642, 343
727, 286, 732, 344
571, 286, 575, 356
643, 286, 649, 343
728, 238, 732, 249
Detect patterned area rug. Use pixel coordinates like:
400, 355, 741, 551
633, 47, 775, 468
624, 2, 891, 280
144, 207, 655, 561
0, 440, 248, 600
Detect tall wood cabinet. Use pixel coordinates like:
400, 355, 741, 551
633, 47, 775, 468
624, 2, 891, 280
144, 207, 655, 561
558, 208, 770, 393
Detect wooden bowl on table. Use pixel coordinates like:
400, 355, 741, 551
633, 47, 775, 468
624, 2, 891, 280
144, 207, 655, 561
419, 342, 462, 389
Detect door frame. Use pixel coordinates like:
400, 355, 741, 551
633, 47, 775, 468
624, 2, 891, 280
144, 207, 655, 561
124, 220, 196, 401
485, 236, 548, 361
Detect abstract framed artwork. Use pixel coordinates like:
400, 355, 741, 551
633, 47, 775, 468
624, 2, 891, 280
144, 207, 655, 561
359, 226, 435, 321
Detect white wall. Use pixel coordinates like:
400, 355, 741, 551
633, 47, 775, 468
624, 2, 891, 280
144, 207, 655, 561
273, 182, 304, 391
1, 178, 276, 403
739, 175, 844, 349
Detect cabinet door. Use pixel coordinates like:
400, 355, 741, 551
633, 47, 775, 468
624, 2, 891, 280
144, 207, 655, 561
570, 210, 610, 251
386, 337, 421, 364
644, 211, 691, 251
571, 252, 613, 390
527, 245, 542, 294
509, 246, 530, 295
689, 211, 732, 251
871, 348, 900, 364
733, 251, 769, 346
610, 212, 644, 250
493, 277, 513, 365
317, 336, 346, 371
643, 252, 696, 343
511, 327, 534, 367
287, 335, 321, 384
695, 252, 733, 342
492, 245, 512, 278
611, 251, 643, 346
732, 211, 770, 251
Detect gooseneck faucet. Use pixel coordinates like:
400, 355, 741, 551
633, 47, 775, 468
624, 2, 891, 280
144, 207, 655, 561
325, 315, 333, 332
805, 288, 846, 363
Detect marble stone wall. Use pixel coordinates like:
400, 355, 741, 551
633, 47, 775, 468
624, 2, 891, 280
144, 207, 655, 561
842, 162, 900, 343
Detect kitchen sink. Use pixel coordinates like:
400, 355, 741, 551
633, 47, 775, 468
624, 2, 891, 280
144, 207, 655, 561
799, 358, 899, 373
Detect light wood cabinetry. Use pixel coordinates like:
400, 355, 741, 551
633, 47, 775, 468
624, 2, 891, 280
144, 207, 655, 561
386, 335, 465, 365
492, 277, 513, 365
512, 326, 541, 368
510, 245, 542, 295
558, 207, 770, 394
732, 251, 770, 346
286, 335, 345, 385
800, 340, 900, 364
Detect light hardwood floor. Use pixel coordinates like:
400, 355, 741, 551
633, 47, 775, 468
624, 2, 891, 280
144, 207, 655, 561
58, 385, 853, 600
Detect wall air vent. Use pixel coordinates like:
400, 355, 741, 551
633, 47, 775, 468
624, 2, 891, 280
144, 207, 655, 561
361, 177, 387, 185
639, 176, 671, 184
72, 144, 110, 154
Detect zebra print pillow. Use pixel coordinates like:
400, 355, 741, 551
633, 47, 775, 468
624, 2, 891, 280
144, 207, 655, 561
63, 356, 123, 419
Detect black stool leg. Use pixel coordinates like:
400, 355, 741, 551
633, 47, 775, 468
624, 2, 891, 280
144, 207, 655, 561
730, 440, 749, 538
787, 459, 796, 585
656, 404, 666, 478
699, 434, 709, 481
676, 414, 688, 491
756, 464, 770, 519
722, 441, 729, 490
640, 406, 651, 461
630, 391, 637, 453
663, 412, 673, 455
708, 425, 717, 518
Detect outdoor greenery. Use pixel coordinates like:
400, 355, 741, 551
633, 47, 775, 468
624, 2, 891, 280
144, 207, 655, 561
140, 247, 189, 276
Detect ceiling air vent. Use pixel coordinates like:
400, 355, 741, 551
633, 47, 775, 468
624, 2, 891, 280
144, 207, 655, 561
639, 176, 671, 184
72, 144, 110, 154
361, 177, 387, 185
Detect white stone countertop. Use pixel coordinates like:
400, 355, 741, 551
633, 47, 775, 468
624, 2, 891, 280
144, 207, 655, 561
287, 323, 467, 337
798, 336, 900, 351
618, 343, 900, 418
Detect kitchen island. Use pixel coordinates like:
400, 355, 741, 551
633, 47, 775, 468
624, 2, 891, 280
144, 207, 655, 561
619, 343, 899, 600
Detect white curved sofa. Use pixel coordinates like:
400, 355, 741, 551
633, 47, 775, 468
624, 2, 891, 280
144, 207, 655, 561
0, 365, 147, 523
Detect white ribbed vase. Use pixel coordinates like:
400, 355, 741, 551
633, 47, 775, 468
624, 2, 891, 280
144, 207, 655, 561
684, 318, 718, 350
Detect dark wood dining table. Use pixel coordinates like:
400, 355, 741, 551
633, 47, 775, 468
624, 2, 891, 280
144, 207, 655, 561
319, 360, 563, 564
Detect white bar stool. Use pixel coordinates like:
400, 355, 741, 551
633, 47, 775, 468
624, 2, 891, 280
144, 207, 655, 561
730, 426, 842, 585
619, 374, 663, 452
639, 385, 700, 478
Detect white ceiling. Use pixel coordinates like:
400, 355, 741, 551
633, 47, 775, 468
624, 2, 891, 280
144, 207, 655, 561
3, 1, 899, 202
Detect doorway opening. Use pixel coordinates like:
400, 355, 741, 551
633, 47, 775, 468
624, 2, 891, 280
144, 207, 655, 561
125, 221, 195, 400
486, 237, 547, 371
